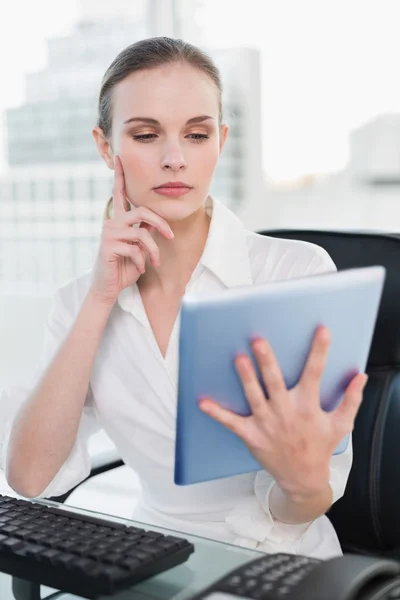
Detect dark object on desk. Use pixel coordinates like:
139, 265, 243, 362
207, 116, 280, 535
193, 551, 400, 600
0, 493, 194, 599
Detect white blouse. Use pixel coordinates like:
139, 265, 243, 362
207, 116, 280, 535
0, 197, 352, 560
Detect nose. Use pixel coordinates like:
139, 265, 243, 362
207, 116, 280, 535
161, 142, 187, 171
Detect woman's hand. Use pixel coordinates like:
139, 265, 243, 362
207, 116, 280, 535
199, 326, 368, 503
90, 155, 174, 305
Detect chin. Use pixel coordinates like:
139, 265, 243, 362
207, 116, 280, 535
143, 195, 206, 222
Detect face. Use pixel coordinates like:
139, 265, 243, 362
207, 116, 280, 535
94, 62, 228, 222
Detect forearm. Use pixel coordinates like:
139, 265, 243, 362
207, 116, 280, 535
269, 480, 333, 525
6, 289, 114, 498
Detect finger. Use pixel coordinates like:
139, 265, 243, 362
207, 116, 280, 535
333, 373, 368, 431
112, 156, 128, 217
140, 221, 156, 235
109, 241, 146, 273
128, 245, 146, 273
298, 326, 331, 404
199, 397, 247, 438
251, 338, 288, 410
123, 206, 174, 240
138, 222, 157, 265
234, 354, 272, 418
117, 227, 160, 266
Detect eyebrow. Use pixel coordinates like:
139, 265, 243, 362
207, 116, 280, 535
123, 115, 214, 126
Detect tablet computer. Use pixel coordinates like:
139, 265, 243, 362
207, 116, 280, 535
174, 265, 385, 485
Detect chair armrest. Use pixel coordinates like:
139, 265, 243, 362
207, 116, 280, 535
89, 448, 125, 478
45, 449, 125, 504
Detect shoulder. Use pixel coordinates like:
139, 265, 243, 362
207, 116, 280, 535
244, 230, 337, 284
52, 269, 93, 318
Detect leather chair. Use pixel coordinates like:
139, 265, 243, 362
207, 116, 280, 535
46, 230, 400, 558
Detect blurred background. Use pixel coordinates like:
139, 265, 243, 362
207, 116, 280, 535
2, 0, 400, 503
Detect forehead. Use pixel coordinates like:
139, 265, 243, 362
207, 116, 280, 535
111, 62, 219, 124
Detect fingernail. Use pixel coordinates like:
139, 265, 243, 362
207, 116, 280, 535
254, 340, 267, 355
198, 397, 209, 410
318, 326, 331, 343
235, 356, 251, 374
362, 374, 369, 389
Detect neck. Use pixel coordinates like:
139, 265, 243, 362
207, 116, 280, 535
138, 202, 211, 294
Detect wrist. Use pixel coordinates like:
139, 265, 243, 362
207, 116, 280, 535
269, 479, 333, 525
283, 481, 332, 505
87, 287, 118, 309
87, 285, 117, 306
276, 467, 331, 504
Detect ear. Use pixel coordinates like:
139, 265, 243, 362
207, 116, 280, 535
219, 124, 229, 154
92, 126, 114, 169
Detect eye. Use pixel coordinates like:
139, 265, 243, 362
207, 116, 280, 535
132, 133, 158, 143
187, 133, 209, 143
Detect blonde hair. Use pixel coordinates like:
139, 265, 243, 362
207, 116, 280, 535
98, 36, 223, 221
103, 196, 133, 221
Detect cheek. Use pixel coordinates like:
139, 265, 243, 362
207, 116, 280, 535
118, 140, 153, 191
193, 143, 220, 179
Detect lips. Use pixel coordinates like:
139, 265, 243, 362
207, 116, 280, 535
153, 182, 193, 197
154, 182, 192, 189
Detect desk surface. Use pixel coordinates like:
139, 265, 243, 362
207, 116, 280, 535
0, 499, 261, 600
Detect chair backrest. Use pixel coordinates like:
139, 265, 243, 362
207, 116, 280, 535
260, 229, 400, 557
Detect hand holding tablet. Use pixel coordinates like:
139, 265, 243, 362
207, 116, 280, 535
175, 266, 385, 485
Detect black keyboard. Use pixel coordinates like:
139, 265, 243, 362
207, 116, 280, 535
0, 494, 194, 599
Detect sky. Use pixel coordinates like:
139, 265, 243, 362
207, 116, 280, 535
2, 0, 400, 180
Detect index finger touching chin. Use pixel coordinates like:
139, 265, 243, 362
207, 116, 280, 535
112, 155, 129, 216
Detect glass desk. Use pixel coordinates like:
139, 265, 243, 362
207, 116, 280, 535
0, 498, 261, 600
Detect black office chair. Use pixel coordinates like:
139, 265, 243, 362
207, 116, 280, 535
46, 230, 400, 559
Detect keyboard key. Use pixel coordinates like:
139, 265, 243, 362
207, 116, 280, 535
121, 557, 141, 571
131, 550, 153, 564
0, 526, 19, 535
71, 558, 98, 572
3, 538, 23, 551
74, 544, 94, 557
104, 553, 123, 565
95, 527, 112, 534
164, 535, 186, 546
25, 544, 46, 557
55, 539, 79, 551
52, 553, 77, 567
157, 540, 178, 551
137, 544, 163, 556
143, 531, 163, 540
27, 532, 48, 543
40, 548, 62, 564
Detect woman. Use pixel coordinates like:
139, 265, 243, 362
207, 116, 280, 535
1, 37, 367, 559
